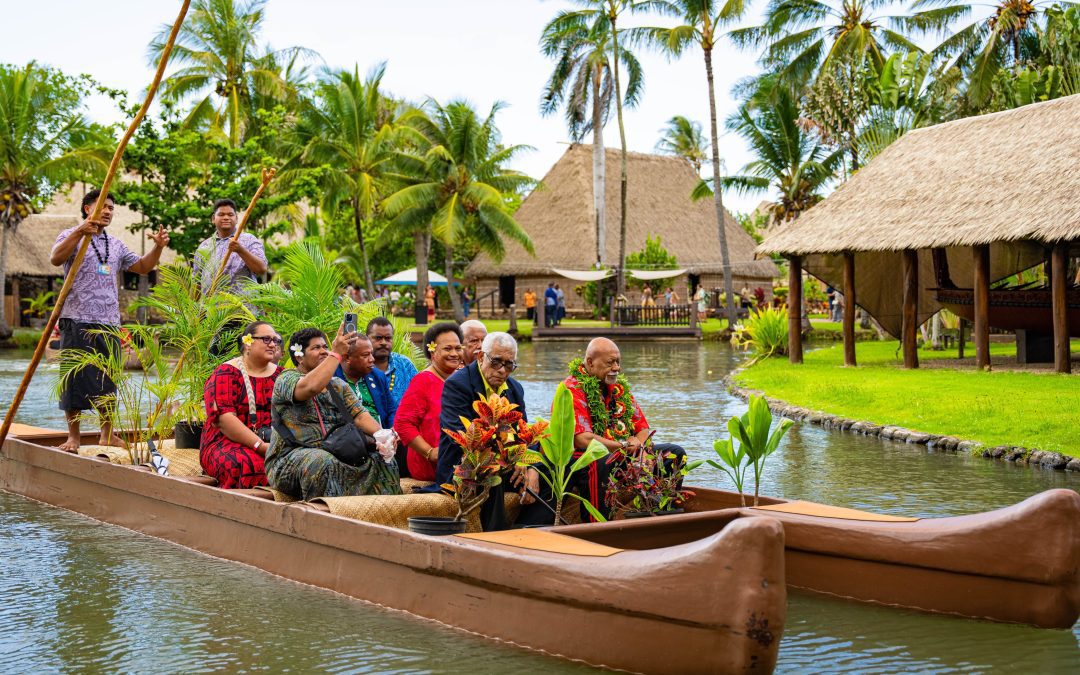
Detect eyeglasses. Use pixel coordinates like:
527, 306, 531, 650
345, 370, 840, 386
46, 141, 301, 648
485, 356, 518, 372
252, 335, 283, 346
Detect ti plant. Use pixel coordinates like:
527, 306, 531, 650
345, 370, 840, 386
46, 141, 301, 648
526, 383, 609, 525
443, 394, 545, 522
711, 395, 794, 506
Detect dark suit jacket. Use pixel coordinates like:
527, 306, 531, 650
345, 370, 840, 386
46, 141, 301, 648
435, 361, 527, 487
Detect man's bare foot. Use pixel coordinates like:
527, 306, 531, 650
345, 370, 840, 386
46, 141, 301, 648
100, 433, 128, 448
58, 436, 81, 453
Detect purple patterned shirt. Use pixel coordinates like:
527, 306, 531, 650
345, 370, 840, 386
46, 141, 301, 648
53, 226, 140, 326
192, 232, 266, 294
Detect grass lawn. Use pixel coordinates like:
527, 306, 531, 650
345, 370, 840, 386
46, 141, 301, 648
733, 340, 1080, 454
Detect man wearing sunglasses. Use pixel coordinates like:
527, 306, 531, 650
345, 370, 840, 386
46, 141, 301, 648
433, 331, 549, 530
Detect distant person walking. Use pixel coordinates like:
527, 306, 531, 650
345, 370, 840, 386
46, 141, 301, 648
523, 287, 537, 323
555, 284, 566, 324
544, 282, 558, 327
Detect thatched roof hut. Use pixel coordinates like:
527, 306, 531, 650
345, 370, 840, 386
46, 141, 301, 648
467, 145, 777, 311
758, 94, 1080, 370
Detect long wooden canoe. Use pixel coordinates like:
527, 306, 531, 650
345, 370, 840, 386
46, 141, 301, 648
0, 432, 787, 674
557, 486, 1080, 630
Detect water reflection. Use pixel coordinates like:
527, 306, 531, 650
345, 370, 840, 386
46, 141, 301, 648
1, 343, 1077, 672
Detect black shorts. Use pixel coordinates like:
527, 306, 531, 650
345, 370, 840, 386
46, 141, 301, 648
58, 319, 120, 412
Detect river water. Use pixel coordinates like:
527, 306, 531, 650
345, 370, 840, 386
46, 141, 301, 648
1, 342, 1077, 673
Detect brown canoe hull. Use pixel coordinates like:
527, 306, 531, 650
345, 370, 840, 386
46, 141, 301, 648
557, 487, 1080, 629
0, 435, 787, 674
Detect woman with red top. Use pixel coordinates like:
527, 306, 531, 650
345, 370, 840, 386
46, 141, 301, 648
393, 322, 463, 481
201, 321, 284, 488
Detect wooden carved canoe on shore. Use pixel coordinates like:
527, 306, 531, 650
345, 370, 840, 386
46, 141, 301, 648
573, 486, 1079, 630
0, 433, 787, 675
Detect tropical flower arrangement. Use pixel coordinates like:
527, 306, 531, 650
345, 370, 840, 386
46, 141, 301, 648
605, 445, 701, 517
442, 394, 546, 521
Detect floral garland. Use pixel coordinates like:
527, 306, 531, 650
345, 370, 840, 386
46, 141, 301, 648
567, 358, 635, 441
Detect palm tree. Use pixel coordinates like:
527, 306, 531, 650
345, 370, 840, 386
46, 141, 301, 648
636, 0, 753, 324
540, 10, 644, 267
0, 63, 107, 338
903, 0, 1070, 105
149, 0, 316, 146
730, 0, 920, 89
382, 100, 535, 322
655, 115, 709, 172
288, 63, 414, 296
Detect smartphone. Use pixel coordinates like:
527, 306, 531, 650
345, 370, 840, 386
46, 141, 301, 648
343, 312, 357, 334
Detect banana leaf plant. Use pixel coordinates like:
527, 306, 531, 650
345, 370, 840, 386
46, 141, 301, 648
526, 383, 609, 525
717, 395, 794, 506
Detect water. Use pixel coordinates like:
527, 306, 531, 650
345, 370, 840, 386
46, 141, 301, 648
1, 343, 1078, 673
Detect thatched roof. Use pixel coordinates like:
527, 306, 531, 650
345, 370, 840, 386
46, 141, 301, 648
6, 187, 176, 277
759, 94, 1080, 256
467, 145, 778, 279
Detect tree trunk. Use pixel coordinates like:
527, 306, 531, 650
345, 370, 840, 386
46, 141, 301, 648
703, 47, 737, 326
610, 11, 630, 300
592, 64, 606, 268
444, 245, 464, 322
0, 224, 11, 338
414, 230, 430, 324
353, 199, 376, 298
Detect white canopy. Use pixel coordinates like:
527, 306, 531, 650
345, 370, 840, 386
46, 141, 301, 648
627, 268, 687, 281
552, 268, 614, 282
375, 268, 450, 286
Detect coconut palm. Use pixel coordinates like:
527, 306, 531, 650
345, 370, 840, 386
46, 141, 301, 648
288, 63, 416, 296
382, 100, 535, 322
903, 0, 1075, 105
148, 0, 317, 146
635, 0, 753, 324
540, 10, 644, 267
655, 115, 710, 172
730, 0, 921, 89
0, 63, 108, 338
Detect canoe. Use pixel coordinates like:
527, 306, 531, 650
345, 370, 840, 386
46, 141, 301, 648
0, 431, 787, 674
560, 486, 1080, 630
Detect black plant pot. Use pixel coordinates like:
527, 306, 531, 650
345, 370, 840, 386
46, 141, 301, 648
408, 516, 467, 536
624, 508, 685, 519
174, 421, 204, 450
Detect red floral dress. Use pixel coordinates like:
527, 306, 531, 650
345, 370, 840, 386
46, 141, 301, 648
201, 362, 283, 489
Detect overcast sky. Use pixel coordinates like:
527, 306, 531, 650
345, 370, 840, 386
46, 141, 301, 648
4, 0, 947, 215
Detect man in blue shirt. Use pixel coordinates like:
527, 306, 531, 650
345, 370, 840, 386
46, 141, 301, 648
544, 282, 558, 327
334, 334, 396, 427
366, 316, 418, 408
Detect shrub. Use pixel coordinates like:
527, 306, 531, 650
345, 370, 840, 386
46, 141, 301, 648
732, 306, 789, 363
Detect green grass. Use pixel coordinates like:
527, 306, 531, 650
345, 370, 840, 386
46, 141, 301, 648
4, 328, 43, 349
734, 340, 1080, 454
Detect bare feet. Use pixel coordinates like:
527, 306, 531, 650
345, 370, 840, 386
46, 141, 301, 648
100, 433, 128, 449
58, 435, 80, 453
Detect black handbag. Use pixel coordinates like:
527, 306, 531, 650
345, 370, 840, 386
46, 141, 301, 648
273, 384, 373, 467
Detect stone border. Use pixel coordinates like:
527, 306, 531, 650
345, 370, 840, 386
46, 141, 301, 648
724, 372, 1080, 473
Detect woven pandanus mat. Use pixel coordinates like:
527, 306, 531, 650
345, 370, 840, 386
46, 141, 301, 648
400, 477, 435, 492
255, 486, 299, 503
77, 445, 135, 465
314, 492, 483, 532
156, 444, 203, 477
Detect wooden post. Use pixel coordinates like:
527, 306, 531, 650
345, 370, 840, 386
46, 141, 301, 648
1051, 243, 1071, 374
973, 244, 991, 369
788, 256, 803, 364
958, 318, 965, 359
10, 276, 20, 329
902, 249, 919, 369
843, 252, 856, 367
507, 303, 518, 334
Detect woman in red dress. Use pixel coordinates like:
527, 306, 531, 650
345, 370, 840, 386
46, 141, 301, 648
393, 323, 463, 481
200, 321, 284, 488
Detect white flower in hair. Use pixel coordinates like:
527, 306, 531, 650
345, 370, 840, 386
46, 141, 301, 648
290, 343, 304, 358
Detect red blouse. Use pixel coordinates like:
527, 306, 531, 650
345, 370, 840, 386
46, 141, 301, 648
202, 363, 283, 448
393, 370, 444, 481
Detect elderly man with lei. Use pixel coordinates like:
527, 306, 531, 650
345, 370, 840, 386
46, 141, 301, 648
562, 337, 686, 521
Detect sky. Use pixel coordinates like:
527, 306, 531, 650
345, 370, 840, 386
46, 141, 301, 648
5, 1, 825, 215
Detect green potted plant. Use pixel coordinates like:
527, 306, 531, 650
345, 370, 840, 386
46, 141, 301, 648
605, 443, 702, 518
21, 290, 56, 329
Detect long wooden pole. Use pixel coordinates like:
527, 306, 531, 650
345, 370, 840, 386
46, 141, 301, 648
0, 0, 192, 452
204, 167, 275, 294
788, 256, 803, 364
1051, 243, 1071, 374
842, 252, 857, 367
902, 249, 919, 369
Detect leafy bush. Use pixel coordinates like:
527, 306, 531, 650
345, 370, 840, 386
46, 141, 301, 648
731, 306, 789, 363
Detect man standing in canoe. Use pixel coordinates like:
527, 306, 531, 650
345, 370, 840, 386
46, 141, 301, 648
51, 189, 170, 452
192, 198, 268, 294
562, 337, 686, 521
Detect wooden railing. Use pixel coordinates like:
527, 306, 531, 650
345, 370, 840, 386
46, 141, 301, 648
614, 303, 694, 327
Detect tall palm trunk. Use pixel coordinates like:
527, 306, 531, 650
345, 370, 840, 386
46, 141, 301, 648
0, 224, 11, 338
610, 11, 630, 300
413, 229, 430, 323
591, 64, 606, 267
353, 198, 375, 297
703, 46, 737, 326
444, 245, 465, 322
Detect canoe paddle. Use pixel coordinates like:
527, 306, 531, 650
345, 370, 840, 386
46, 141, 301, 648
0, 0, 192, 454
